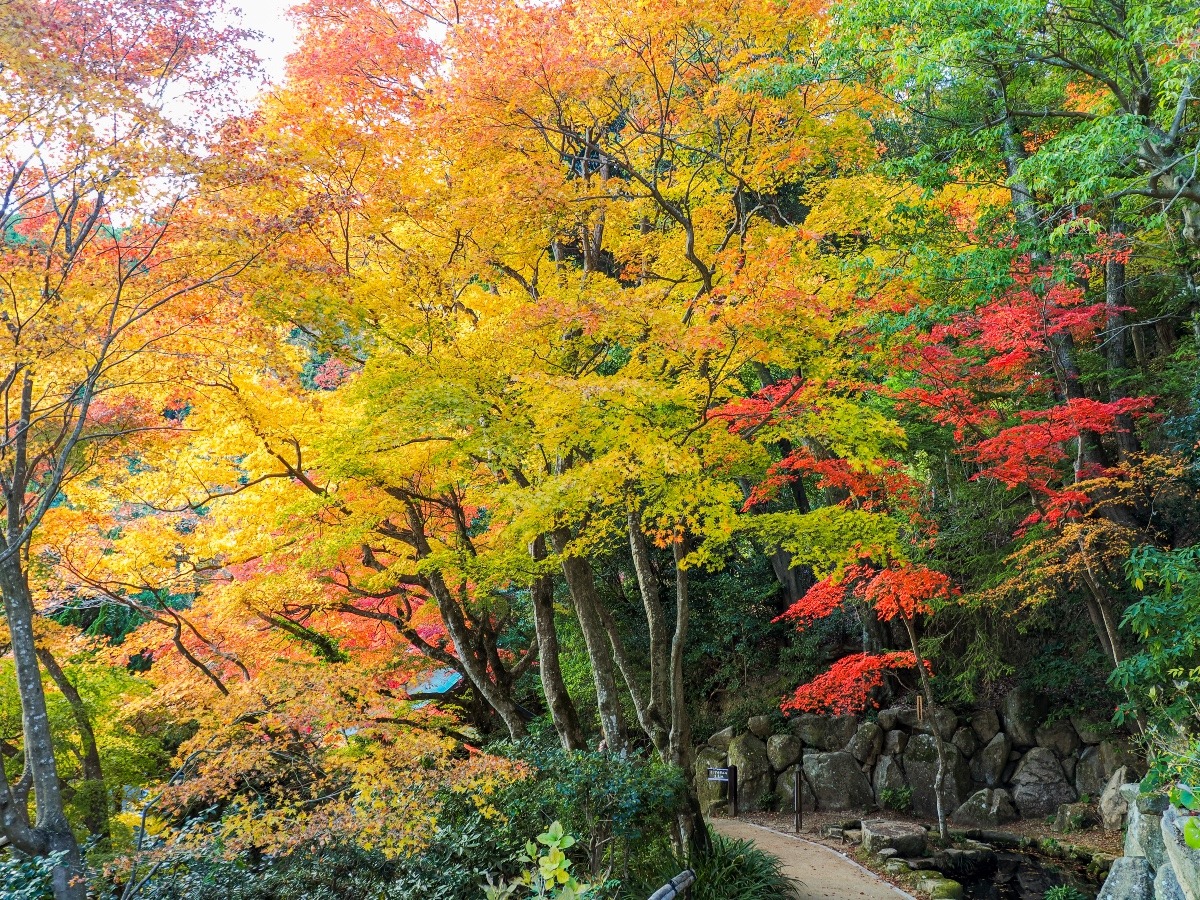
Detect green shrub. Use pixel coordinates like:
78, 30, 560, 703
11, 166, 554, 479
1043, 887, 1087, 900
880, 786, 912, 811
0, 851, 64, 900
621, 828, 799, 900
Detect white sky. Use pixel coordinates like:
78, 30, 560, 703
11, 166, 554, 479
229, 0, 300, 88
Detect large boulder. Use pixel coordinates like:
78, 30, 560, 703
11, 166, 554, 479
1163, 806, 1200, 900
1075, 745, 1107, 798
747, 715, 773, 739
1035, 720, 1082, 758
903, 734, 972, 819
774, 766, 816, 813
802, 750, 875, 811
950, 789, 1018, 828
791, 714, 858, 751
767, 733, 801, 772
1010, 746, 1076, 818
1100, 737, 1141, 779
877, 707, 907, 730
1071, 714, 1111, 745
1097, 856, 1153, 900
1099, 766, 1135, 831
916, 707, 961, 742
884, 729, 908, 756
694, 746, 729, 815
1124, 792, 1169, 871
1156, 864, 1188, 900
951, 727, 979, 758
848, 722, 883, 765
1001, 687, 1047, 748
970, 708, 1001, 745
873, 755, 908, 805
728, 733, 772, 811
707, 727, 734, 750
970, 732, 1011, 788
1052, 802, 1094, 833
861, 819, 927, 856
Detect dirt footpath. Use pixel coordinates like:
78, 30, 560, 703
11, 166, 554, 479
708, 819, 916, 900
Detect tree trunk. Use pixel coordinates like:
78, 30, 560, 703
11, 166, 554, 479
627, 512, 671, 737
0, 558, 87, 900
551, 527, 627, 752
669, 540, 710, 856
1105, 237, 1140, 459
902, 615, 949, 842
529, 536, 587, 751
37, 648, 108, 841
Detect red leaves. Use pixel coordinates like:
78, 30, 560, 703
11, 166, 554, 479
781, 651, 927, 715
775, 563, 954, 628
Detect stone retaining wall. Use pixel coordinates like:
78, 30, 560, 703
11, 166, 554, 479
694, 689, 1139, 831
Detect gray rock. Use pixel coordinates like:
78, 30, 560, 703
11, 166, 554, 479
1001, 687, 1047, 748
767, 733, 801, 772
1124, 795, 1167, 871
1075, 745, 1107, 798
1096, 856, 1153, 900
1099, 766, 1134, 831
1156, 864, 1187, 900
694, 746, 729, 815
774, 766, 816, 813
708, 726, 735, 750
874, 755, 908, 806
1100, 737, 1141, 779
728, 732, 771, 811
1010, 746, 1076, 819
848, 722, 883, 765
1035, 720, 1082, 758
970, 732, 1012, 788
1071, 714, 1111, 745
802, 750, 875, 811
877, 707, 906, 731
747, 715, 772, 739
791, 714, 858, 751
952, 727, 979, 758
884, 729, 908, 756
903, 733, 972, 819
861, 819, 927, 856
912, 870, 965, 899
1061, 754, 1077, 784
1162, 806, 1200, 900
950, 789, 1018, 828
1052, 801, 1094, 833
970, 709, 1001, 745
915, 707, 961, 742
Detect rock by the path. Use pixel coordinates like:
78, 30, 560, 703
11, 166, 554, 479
1010, 746, 1076, 818
884, 729, 907, 756
970, 709, 1001, 745
862, 819, 927, 856
728, 732, 771, 811
1099, 766, 1135, 831
694, 746, 729, 815
791, 713, 858, 751
970, 732, 1011, 788
1035, 720, 1081, 758
950, 788, 1018, 828
912, 870, 965, 899
1052, 801, 1093, 833
1100, 737, 1140, 778
1001, 687, 1047, 747
848, 722, 883, 765
747, 715, 773, 739
802, 750, 875, 810
1156, 864, 1187, 900
708, 726, 734, 750
1124, 792, 1168, 870
1075, 745, 1107, 798
951, 726, 979, 757
774, 765, 816, 813
1097, 856, 1153, 900
904, 733, 972, 819
1163, 806, 1200, 900
1071, 714, 1110, 745
767, 733, 801, 771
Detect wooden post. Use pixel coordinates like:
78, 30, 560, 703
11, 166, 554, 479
795, 738, 803, 833
729, 765, 738, 818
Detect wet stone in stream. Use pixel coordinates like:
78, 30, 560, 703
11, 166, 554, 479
962, 851, 1099, 900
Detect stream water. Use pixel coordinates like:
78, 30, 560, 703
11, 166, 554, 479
961, 851, 1101, 899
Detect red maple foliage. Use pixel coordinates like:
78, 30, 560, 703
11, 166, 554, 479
781, 651, 927, 715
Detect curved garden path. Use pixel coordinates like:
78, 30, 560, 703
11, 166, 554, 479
708, 819, 916, 900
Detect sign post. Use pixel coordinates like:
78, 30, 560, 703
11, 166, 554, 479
706, 765, 739, 818
794, 737, 804, 833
